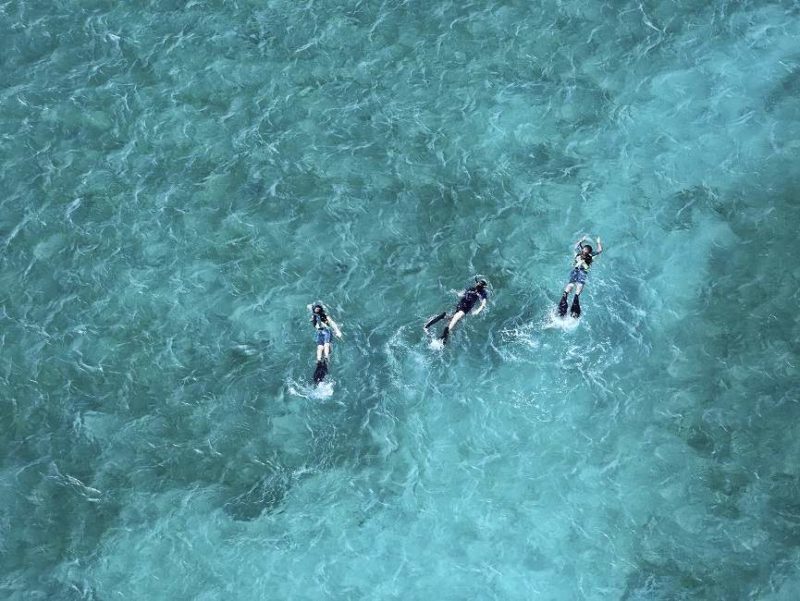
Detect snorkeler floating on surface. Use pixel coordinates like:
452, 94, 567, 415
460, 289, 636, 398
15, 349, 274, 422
558, 236, 602, 318
424, 278, 489, 344
309, 303, 342, 383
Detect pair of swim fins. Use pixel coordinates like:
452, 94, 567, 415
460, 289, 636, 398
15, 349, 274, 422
424, 312, 450, 344
558, 293, 581, 318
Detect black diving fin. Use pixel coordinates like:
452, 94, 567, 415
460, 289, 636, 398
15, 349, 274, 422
570, 295, 581, 318
313, 359, 328, 385
558, 293, 569, 317
424, 311, 448, 330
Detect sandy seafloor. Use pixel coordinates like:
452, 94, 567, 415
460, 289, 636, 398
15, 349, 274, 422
1, 0, 800, 599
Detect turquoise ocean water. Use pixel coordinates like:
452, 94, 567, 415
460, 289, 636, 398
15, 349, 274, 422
2, 0, 800, 598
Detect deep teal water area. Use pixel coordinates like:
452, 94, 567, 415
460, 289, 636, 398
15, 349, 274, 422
1, 0, 800, 598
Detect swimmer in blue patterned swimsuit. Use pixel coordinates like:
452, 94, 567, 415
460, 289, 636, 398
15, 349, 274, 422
558, 236, 602, 318
310, 304, 342, 362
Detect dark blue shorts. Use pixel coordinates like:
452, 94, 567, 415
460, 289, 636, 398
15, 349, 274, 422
568, 268, 587, 285
315, 329, 332, 345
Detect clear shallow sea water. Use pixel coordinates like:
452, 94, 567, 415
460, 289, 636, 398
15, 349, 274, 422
1, 0, 799, 599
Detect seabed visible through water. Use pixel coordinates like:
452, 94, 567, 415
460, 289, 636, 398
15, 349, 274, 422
1, 1, 799, 599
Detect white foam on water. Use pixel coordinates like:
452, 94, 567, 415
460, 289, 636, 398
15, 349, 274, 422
287, 377, 335, 401
541, 310, 581, 332
311, 381, 335, 400
428, 338, 445, 351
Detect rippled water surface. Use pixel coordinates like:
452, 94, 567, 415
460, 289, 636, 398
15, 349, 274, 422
2, 0, 799, 599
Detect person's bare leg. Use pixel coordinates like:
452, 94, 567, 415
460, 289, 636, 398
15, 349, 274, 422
574, 283, 584, 296
446, 311, 465, 330
441, 310, 465, 343
323, 342, 331, 360
316, 345, 323, 362
563, 282, 575, 294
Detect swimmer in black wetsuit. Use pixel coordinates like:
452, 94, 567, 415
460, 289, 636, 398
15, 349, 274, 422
424, 278, 489, 344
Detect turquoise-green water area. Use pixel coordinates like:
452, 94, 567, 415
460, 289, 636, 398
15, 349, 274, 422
2, 0, 799, 599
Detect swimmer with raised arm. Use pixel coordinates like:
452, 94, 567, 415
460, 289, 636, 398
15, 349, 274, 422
558, 236, 602, 318
424, 278, 489, 344
310, 303, 342, 383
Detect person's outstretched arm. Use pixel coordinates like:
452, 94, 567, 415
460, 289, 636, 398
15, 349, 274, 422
575, 236, 587, 252
473, 296, 487, 315
594, 237, 603, 255
328, 318, 343, 338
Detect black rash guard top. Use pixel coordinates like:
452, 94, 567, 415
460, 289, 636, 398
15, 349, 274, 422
457, 286, 487, 313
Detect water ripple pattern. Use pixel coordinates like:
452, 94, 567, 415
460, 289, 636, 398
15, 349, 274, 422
1, 0, 799, 599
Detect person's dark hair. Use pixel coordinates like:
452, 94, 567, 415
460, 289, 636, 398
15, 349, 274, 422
474, 278, 487, 289
580, 245, 593, 267
311, 304, 327, 322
